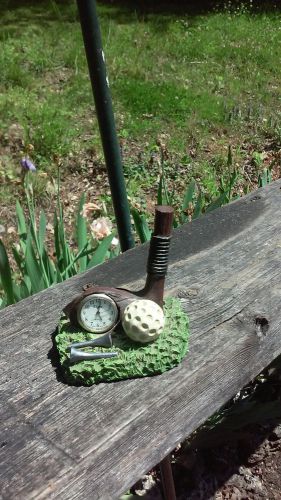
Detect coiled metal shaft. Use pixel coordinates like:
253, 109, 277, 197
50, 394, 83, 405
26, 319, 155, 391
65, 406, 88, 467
147, 235, 171, 276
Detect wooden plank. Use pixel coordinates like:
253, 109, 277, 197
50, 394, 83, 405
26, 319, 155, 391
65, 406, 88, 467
1, 181, 281, 499
0, 397, 74, 500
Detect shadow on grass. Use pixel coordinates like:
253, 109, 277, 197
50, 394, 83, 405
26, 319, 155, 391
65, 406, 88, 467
0, 0, 76, 20
1, 0, 280, 16
2, 0, 279, 41
99, 0, 281, 15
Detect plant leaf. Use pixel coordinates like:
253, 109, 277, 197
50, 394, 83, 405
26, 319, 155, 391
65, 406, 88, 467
205, 192, 228, 213
60, 241, 91, 278
227, 145, 232, 167
12, 245, 24, 272
42, 249, 57, 285
16, 200, 27, 239
131, 209, 151, 243
23, 275, 32, 295
0, 297, 6, 309
19, 281, 31, 300
182, 178, 196, 212
25, 232, 47, 293
157, 175, 170, 206
258, 169, 271, 188
86, 234, 114, 269
38, 210, 47, 256
12, 282, 23, 302
76, 193, 88, 272
157, 175, 164, 205
0, 240, 15, 305
180, 178, 196, 223
193, 191, 204, 220
16, 200, 27, 255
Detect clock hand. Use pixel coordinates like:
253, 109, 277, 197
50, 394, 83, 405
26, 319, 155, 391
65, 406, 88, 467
95, 310, 102, 320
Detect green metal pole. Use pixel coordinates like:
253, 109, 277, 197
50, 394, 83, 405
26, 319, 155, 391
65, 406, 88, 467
76, 0, 135, 251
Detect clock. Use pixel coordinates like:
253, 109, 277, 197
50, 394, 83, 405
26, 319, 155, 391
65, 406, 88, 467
77, 293, 119, 333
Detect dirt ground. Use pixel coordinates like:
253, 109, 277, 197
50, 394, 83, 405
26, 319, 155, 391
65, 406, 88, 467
131, 424, 281, 500
176, 425, 281, 499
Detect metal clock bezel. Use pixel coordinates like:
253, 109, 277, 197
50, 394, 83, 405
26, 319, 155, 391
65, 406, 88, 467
77, 293, 119, 333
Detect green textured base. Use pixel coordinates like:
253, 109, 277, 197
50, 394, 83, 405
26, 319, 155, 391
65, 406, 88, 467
55, 297, 189, 386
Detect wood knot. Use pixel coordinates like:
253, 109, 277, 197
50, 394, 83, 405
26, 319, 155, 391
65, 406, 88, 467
255, 316, 269, 338
177, 287, 200, 299
250, 195, 262, 202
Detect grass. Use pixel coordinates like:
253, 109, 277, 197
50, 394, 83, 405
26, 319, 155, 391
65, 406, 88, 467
0, 0, 281, 213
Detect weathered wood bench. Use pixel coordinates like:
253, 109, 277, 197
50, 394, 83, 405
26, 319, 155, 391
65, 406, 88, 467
1, 180, 281, 499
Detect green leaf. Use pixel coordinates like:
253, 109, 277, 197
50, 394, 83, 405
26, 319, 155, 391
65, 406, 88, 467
76, 193, 88, 272
42, 249, 57, 285
229, 170, 238, 189
19, 281, 31, 300
226, 170, 238, 201
25, 205, 50, 286
0, 240, 15, 305
12, 245, 24, 271
16, 200, 27, 238
64, 243, 75, 276
25, 183, 37, 238
267, 169, 272, 184
60, 241, 90, 278
16, 200, 27, 255
157, 175, 170, 206
25, 232, 47, 293
172, 217, 179, 228
131, 209, 151, 243
54, 265, 63, 283
38, 210, 47, 255
182, 178, 196, 212
227, 144, 233, 167
23, 275, 32, 294
54, 211, 62, 268
58, 215, 72, 270
157, 175, 164, 205
54, 210, 71, 272
86, 234, 115, 269
12, 282, 23, 302
55, 197, 69, 270
258, 168, 271, 188
205, 192, 227, 213
193, 191, 204, 220
180, 178, 196, 223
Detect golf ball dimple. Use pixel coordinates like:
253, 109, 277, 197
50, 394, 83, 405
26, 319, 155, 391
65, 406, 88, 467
121, 299, 165, 343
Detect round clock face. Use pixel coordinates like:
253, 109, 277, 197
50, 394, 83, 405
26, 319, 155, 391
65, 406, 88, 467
77, 293, 119, 333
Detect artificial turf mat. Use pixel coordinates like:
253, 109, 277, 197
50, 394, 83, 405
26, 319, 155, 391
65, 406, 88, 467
55, 297, 189, 386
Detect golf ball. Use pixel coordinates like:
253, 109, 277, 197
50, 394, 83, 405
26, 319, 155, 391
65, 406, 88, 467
121, 299, 165, 343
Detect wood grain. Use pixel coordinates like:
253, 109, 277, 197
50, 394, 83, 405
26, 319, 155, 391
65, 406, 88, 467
1, 181, 281, 499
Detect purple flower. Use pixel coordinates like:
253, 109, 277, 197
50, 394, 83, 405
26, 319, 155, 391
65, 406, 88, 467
20, 158, 36, 172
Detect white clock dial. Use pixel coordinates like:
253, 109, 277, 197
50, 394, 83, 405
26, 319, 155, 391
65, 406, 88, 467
77, 293, 119, 333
